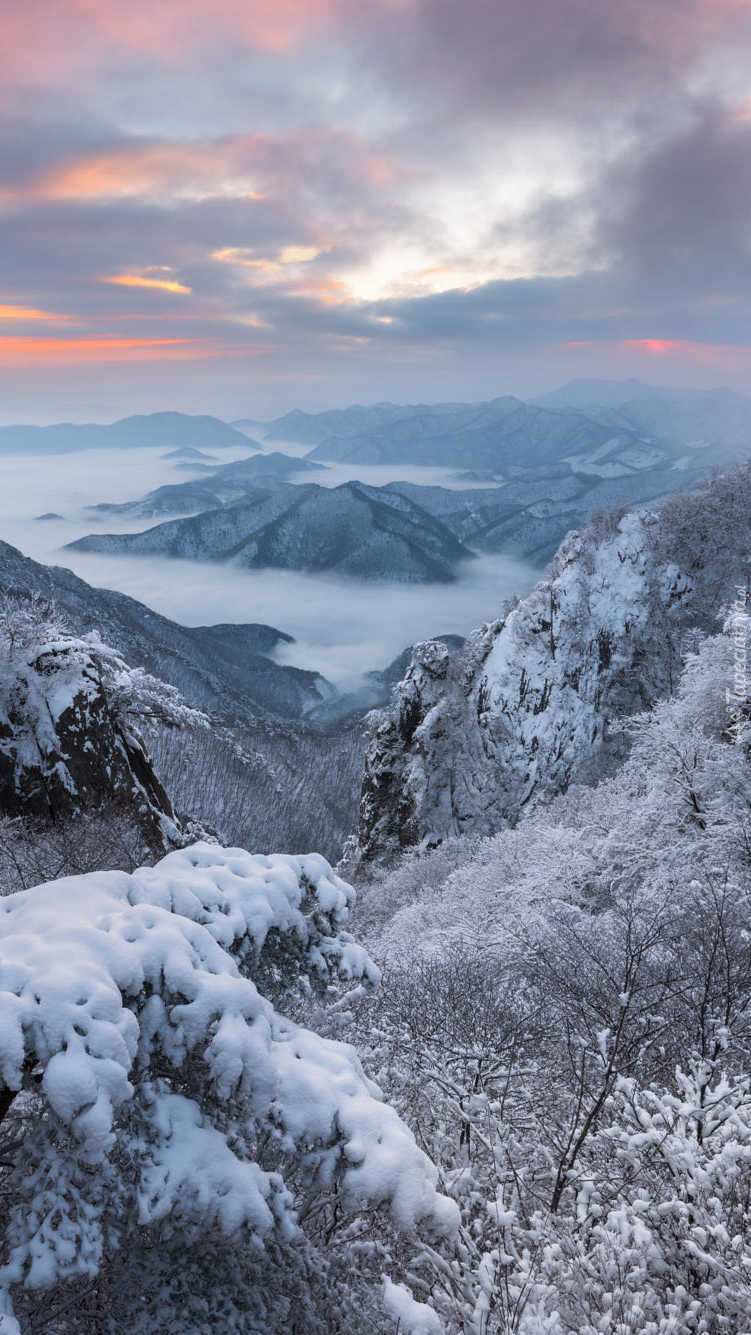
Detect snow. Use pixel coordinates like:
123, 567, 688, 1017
359, 507, 696, 858
0, 843, 378, 1154
382, 1278, 444, 1333
134, 1088, 292, 1241
0, 843, 456, 1327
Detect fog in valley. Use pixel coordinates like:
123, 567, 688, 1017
0, 440, 536, 685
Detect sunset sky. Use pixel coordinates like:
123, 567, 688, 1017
2, 0, 751, 420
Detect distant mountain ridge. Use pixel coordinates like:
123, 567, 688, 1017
533, 380, 751, 454
265, 395, 656, 473
87, 452, 326, 519
260, 384, 751, 473
66, 480, 474, 582
0, 412, 247, 454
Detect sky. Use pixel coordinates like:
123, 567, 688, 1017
2, 0, 751, 421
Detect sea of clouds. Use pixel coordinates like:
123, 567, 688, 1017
0, 442, 538, 686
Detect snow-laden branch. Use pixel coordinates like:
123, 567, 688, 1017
0, 843, 457, 1331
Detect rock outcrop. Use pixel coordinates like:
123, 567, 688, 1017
357, 511, 692, 861
0, 639, 180, 849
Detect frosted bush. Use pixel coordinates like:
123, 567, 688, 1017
0, 843, 457, 1333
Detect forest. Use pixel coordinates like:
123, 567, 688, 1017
2, 468, 751, 1333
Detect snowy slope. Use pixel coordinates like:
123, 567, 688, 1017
67, 481, 474, 583
358, 463, 751, 860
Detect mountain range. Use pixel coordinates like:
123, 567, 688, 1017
67, 480, 474, 582
0, 412, 247, 454
532, 380, 751, 452
0, 540, 330, 722
264, 396, 665, 473
73, 459, 701, 567
88, 452, 325, 520
261, 384, 751, 475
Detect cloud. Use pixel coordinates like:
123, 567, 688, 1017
0, 304, 75, 322
3, 0, 751, 409
101, 272, 193, 295
595, 101, 751, 288
0, 441, 537, 685
0, 0, 386, 91
0, 335, 212, 363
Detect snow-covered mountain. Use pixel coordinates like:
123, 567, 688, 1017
264, 396, 679, 473
384, 463, 689, 560
306, 399, 662, 472
89, 481, 229, 519
73, 453, 695, 566
533, 380, 751, 456
89, 452, 328, 519
356, 466, 751, 861
266, 387, 751, 473
67, 480, 474, 582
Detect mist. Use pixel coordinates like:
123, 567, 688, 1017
0, 444, 539, 686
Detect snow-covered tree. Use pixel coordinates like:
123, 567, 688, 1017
0, 843, 457, 1334
351, 619, 751, 1332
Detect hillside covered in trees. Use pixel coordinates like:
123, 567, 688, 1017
1, 467, 751, 1332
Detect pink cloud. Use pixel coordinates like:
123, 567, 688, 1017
0, 335, 206, 363
2, 0, 413, 89
564, 337, 751, 371
0, 129, 399, 214
619, 337, 751, 366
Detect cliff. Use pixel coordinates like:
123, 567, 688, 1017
357, 509, 694, 860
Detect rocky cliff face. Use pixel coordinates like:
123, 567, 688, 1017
357, 511, 693, 861
0, 639, 180, 849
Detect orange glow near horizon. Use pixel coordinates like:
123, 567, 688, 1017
0, 304, 74, 322
101, 273, 193, 295
0, 336, 207, 364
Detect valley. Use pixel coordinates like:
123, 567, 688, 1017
2, 382, 751, 1334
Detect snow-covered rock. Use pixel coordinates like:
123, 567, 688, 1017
357, 511, 691, 860
0, 636, 179, 846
